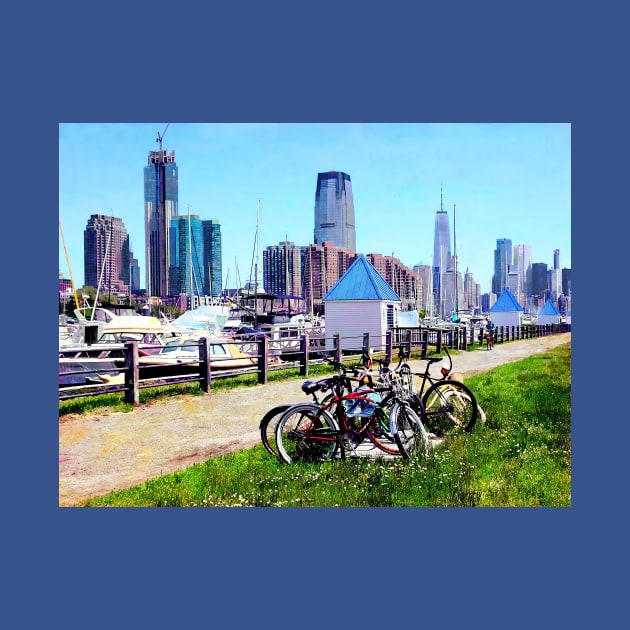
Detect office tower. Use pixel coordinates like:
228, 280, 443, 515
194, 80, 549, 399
168, 214, 204, 298
144, 145, 178, 297
531, 262, 548, 296
129, 250, 141, 293
313, 171, 356, 252
463, 269, 479, 314
203, 220, 222, 297
513, 243, 532, 299
303, 242, 355, 313
492, 238, 512, 295
263, 241, 305, 297
412, 263, 432, 313
432, 188, 451, 318
562, 268, 571, 297
365, 253, 420, 311
549, 248, 562, 301
84, 214, 131, 294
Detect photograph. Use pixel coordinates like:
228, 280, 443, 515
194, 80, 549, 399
59, 122, 571, 508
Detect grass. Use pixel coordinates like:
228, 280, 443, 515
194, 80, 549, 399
78, 342, 571, 507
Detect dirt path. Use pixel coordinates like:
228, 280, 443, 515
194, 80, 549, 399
59, 333, 571, 506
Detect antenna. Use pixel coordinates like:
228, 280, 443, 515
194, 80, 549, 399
156, 123, 170, 151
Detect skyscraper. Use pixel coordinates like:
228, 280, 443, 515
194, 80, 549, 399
531, 262, 548, 296
313, 171, 356, 252
168, 214, 204, 298
513, 243, 532, 303
263, 241, 305, 297
144, 145, 178, 297
492, 238, 512, 295
432, 187, 451, 318
84, 214, 131, 294
203, 220, 222, 297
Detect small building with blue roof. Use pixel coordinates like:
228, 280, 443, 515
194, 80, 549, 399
323, 254, 401, 352
537, 299, 561, 325
488, 287, 524, 328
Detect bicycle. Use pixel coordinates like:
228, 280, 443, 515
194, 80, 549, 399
259, 355, 369, 458
485, 328, 495, 350
273, 362, 428, 463
382, 345, 479, 438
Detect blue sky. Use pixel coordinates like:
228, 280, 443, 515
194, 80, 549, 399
59, 122, 570, 295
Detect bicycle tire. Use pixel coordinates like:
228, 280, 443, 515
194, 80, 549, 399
363, 406, 401, 456
422, 380, 478, 436
259, 404, 293, 458
275, 403, 339, 464
390, 402, 429, 459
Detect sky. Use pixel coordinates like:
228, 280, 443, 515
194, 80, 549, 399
58, 122, 571, 296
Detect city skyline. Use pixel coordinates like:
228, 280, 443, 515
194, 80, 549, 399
59, 123, 571, 295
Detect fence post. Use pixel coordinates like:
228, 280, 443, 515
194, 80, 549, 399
385, 331, 392, 364
300, 333, 309, 377
405, 329, 412, 356
436, 329, 442, 354
258, 336, 269, 384
123, 340, 139, 405
363, 332, 370, 358
198, 337, 211, 393
421, 329, 428, 357
333, 333, 342, 365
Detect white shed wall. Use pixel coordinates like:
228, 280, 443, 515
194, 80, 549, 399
324, 300, 398, 351
489, 312, 522, 329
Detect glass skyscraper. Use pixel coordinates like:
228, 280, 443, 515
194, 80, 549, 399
169, 215, 204, 297
432, 188, 451, 318
203, 220, 222, 297
313, 171, 356, 252
144, 148, 178, 297
492, 238, 512, 295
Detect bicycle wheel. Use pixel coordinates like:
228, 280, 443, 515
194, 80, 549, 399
390, 402, 429, 459
422, 380, 478, 437
259, 404, 292, 458
275, 403, 339, 464
364, 406, 401, 456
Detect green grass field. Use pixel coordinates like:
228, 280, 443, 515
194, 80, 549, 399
78, 342, 571, 507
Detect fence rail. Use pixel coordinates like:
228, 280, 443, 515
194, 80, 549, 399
59, 322, 571, 403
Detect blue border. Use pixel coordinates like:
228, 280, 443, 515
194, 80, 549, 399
6, 1, 619, 627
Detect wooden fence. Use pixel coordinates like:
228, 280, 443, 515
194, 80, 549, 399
59, 322, 571, 404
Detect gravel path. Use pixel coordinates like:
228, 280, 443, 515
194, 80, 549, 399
59, 333, 571, 506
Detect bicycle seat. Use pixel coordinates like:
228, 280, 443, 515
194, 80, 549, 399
302, 377, 337, 395
301, 380, 325, 395
424, 357, 443, 364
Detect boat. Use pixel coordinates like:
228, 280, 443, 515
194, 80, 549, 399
59, 314, 178, 360
59, 356, 123, 388
137, 335, 258, 378
165, 302, 231, 337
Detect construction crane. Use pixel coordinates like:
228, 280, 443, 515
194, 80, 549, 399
156, 123, 170, 151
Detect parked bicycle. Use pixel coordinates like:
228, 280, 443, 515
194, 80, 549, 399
259, 356, 366, 458
379, 345, 479, 438
273, 359, 428, 463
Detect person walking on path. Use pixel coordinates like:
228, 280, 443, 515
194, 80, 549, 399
485, 317, 496, 350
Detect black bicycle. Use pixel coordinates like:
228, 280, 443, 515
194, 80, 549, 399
273, 363, 427, 463
381, 345, 479, 438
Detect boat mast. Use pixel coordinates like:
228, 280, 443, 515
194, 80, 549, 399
454, 204, 458, 317
253, 199, 261, 327
59, 219, 80, 311
308, 247, 313, 317
93, 213, 113, 319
